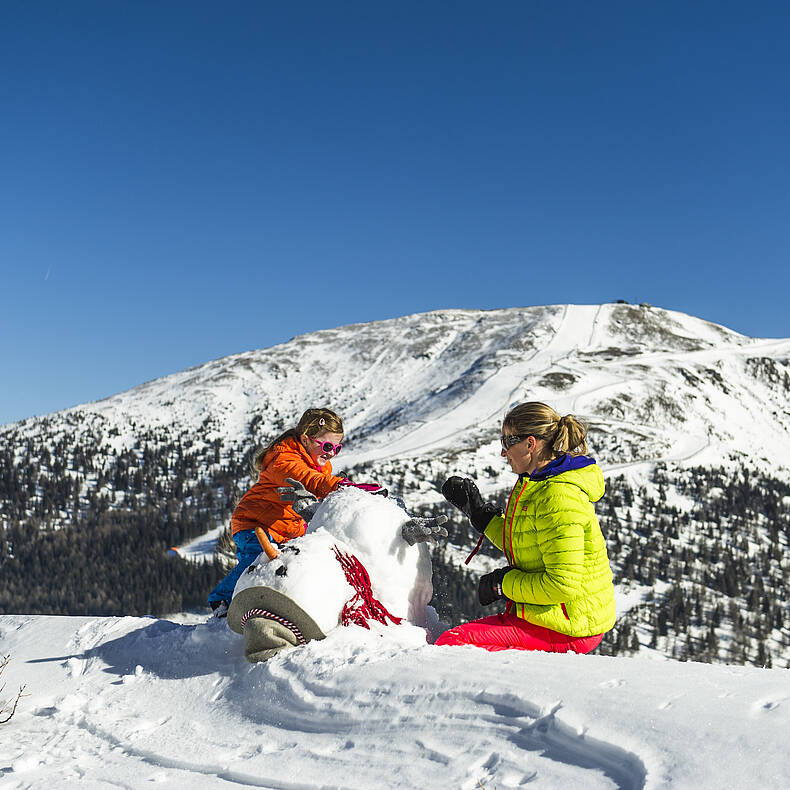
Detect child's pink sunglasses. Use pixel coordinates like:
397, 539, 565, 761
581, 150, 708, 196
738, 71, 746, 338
310, 437, 343, 456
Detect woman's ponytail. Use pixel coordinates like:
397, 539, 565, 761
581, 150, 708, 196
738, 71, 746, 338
551, 414, 588, 455
504, 402, 589, 457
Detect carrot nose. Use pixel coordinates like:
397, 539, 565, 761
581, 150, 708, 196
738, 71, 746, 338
254, 527, 280, 561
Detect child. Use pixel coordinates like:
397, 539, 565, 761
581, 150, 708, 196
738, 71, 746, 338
208, 407, 384, 617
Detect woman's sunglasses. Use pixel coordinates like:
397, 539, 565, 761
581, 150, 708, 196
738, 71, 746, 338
501, 433, 529, 450
310, 437, 343, 456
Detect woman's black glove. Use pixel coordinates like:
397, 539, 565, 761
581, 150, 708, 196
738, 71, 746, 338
441, 477, 502, 533
478, 566, 514, 606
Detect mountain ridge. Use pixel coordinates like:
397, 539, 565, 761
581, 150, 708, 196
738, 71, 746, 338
6, 302, 787, 475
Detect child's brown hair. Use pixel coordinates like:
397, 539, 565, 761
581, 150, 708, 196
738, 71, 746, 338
251, 407, 344, 476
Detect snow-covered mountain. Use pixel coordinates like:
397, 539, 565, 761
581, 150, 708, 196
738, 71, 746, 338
2, 303, 790, 666
7, 303, 790, 478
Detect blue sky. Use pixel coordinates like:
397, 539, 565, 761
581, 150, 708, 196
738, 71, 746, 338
2, 1, 789, 425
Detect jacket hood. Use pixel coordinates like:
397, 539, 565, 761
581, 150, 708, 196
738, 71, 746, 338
524, 454, 604, 502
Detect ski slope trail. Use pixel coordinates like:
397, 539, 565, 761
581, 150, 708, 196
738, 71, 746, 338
341, 306, 789, 469
346, 305, 603, 465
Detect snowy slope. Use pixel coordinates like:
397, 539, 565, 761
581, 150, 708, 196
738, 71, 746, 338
3, 612, 790, 789
6, 303, 789, 479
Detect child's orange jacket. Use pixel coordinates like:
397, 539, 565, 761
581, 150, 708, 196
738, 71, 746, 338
231, 436, 344, 544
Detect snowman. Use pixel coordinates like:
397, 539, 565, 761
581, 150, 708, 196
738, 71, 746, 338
226, 481, 448, 662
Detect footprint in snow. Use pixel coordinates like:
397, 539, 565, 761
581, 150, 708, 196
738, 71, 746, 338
478, 692, 648, 790
657, 693, 684, 711
751, 697, 788, 716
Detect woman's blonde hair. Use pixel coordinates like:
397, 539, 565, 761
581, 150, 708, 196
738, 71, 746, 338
251, 407, 344, 476
503, 402, 588, 456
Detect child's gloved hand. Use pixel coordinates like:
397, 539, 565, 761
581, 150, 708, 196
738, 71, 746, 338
401, 515, 449, 546
278, 478, 319, 515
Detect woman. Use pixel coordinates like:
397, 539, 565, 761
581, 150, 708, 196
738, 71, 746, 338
436, 402, 615, 653
208, 407, 383, 616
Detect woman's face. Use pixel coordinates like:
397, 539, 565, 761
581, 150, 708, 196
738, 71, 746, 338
501, 429, 541, 476
302, 430, 344, 467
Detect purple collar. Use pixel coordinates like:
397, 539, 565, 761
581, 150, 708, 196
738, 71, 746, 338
523, 453, 596, 481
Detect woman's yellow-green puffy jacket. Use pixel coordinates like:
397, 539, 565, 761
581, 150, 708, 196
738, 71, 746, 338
484, 461, 616, 637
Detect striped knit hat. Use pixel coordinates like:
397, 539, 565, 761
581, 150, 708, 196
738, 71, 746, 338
227, 586, 326, 663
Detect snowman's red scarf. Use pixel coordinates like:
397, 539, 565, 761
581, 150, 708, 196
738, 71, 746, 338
332, 546, 403, 629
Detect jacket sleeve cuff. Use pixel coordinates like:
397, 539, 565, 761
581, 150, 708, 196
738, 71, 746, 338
472, 504, 503, 534
483, 514, 505, 550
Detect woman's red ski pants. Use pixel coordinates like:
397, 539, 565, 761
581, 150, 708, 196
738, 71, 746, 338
435, 612, 603, 654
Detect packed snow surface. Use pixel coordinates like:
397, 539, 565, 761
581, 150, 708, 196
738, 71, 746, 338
4, 490, 790, 788
3, 613, 790, 789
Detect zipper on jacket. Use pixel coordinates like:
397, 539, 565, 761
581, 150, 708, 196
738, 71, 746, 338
501, 483, 519, 563
505, 480, 528, 564
561, 602, 570, 621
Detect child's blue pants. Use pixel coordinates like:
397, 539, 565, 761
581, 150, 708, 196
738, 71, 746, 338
207, 529, 266, 605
